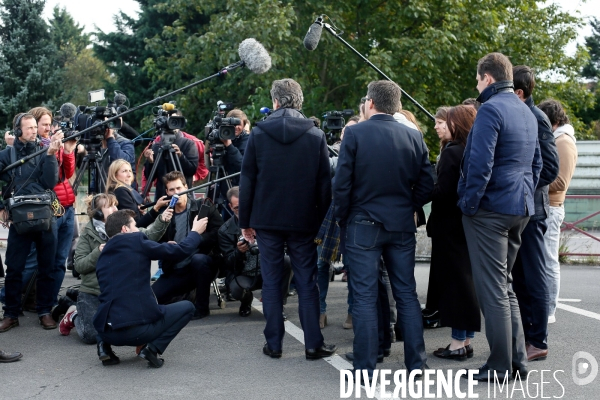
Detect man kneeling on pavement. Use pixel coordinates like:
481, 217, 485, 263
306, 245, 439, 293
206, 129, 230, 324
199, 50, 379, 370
152, 171, 224, 320
218, 186, 292, 317
93, 209, 208, 368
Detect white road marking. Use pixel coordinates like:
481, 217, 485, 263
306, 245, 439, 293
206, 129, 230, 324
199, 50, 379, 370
557, 302, 600, 321
557, 298, 581, 302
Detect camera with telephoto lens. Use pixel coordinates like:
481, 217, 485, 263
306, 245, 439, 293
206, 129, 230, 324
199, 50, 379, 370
239, 235, 259, 255
321, 109, 354, 144
204, 101, 239, 159
153, 102, 187, 146
75, 89, 124, 149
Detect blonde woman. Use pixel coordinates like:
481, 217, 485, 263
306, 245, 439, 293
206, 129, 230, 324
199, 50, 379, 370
106, 159, 168, 228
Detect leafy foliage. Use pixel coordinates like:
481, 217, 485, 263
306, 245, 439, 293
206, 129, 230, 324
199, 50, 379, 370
0, 0, 61, 128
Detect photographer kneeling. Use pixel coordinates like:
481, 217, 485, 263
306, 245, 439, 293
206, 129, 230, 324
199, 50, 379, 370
218, 187, 292, 317
94, 209, 207, 368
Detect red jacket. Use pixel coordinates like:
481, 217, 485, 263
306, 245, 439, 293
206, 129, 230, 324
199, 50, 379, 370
54, 148, 76, 207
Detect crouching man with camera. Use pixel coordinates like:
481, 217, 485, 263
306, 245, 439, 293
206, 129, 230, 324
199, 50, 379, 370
218, 187, 292, 317
0, 113, 62, 332
93, 209, 208, 368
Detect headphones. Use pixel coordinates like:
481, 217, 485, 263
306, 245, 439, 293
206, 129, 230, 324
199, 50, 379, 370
13, 113, 25, 138
92, 195, 105, 221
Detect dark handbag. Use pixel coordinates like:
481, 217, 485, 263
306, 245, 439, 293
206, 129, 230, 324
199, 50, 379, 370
7, 193, 53, 234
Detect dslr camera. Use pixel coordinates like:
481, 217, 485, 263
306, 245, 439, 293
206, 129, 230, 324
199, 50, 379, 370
239, 235, 259, 256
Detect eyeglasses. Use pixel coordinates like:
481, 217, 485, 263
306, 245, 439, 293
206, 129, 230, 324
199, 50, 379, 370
231, 206, 239, 211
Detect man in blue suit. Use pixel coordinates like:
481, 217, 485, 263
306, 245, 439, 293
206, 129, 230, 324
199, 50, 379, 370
458, 52, 542, 381
93, 209, 208, 368
333, 80, 434, 378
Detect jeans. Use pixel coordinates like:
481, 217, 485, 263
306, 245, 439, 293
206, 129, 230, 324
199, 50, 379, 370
316, 245, 331, 314
346, 260, 354, 315
74, 292, 100, 344
543, 206, 564, 317
344, 213, 426, 374
452, 328, 475, 342
3, 223, 57, 318
51, 206, 75, 302
256, 229, 323, 351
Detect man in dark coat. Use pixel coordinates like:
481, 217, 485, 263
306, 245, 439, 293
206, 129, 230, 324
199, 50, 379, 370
239, 78, 335, 360
511, 65, 559, 363
152, 171, 223, 320
0, 113, 61, 332
333, 80, 434, 378
458, 53, 542, 381
93, 209, 208, 368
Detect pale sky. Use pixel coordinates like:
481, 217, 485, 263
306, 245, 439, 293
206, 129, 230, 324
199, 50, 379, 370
42, 0, 598, 49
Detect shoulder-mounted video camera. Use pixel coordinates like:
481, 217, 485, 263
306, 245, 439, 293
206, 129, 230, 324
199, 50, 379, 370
153, 102, 187, 146
74, 89, 126, 149
321, 109, 354, 144
205, 101, 240, 145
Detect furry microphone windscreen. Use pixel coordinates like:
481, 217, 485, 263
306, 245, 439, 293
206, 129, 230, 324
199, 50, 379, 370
238, 38, 272, 74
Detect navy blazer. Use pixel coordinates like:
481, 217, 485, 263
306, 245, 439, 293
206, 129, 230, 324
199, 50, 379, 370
458, 81, 542, 216
333, 113, 434, 232
93, 231, 202, 332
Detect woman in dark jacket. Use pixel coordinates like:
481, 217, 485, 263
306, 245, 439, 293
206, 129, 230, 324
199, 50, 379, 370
426, 105, 481, 360
106, 159, 167, 228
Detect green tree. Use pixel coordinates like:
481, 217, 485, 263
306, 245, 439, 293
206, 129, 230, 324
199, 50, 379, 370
0, 0, 61, 129
49, 5, 91, 67
582, 17, 600, 80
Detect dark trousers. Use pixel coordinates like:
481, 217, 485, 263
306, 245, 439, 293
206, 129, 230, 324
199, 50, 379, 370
377, 263, 392, 356
51, 206, 75, 302
152, 254, 214, 313
344, 213, 426, 374
462, 209, 529, 373
512, 218, 549, 350
3, 224, 56, 318
255, 229, 323, 351
99, 301, 194, 354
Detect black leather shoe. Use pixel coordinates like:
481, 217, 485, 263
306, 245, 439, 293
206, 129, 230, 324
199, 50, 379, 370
239, 303, 251, 317
463, 364, 512, 382
512, 364, 529, 380
139, 345, 164, 368
97, 341, 112, 361
263, 343, 282, 359
102, 348, 120, 366
306, 343, 337, 360
0, 350, 22, 363
466, 344, 474, 358
383, 348, 391, 357
345, 352, 384, 363
191, 309, 210, 320
433, 345, 467, 361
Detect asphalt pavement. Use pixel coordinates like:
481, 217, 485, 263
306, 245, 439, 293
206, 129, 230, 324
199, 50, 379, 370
1, 256, 599, 399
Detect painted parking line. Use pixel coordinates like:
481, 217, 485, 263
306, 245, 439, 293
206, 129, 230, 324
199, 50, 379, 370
557, 302, 600, 321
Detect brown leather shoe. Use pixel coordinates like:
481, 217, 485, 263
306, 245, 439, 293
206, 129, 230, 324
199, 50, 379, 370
39, 315, 57, 330
0, 350, 23, 363
0, 317, 19, 333
526, 343, 548, 361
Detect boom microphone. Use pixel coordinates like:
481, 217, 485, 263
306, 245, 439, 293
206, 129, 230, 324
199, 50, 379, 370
59, 103, 77, 119
238, 38, 271, 74
303, 16, 323, 51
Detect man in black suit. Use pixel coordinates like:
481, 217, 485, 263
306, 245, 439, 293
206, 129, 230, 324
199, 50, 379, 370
333, 80, 434, 378
93, 209, 208, 368
239, 78, 336, 360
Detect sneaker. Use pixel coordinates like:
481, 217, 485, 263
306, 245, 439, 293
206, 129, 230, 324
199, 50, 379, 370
59, 309, 77, 336
548, 315, 556, 324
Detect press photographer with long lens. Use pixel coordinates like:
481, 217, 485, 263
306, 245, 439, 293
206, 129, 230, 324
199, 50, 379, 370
0, 113, 62, 332
143, 104, 198, 201
218, 186, 292, 317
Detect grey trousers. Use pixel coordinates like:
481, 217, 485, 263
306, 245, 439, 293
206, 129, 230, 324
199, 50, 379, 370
74, 292, 100, 344
462, 209, 529, 373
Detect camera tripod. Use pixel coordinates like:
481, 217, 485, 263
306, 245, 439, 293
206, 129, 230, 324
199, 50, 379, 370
141, 137, 184, 199
72, 146, 107, 194
207, 145, 234, 219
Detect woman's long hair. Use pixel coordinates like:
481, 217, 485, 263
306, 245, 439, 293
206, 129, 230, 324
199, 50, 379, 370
446, 105, 477, 147
105, 159, 132, 193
